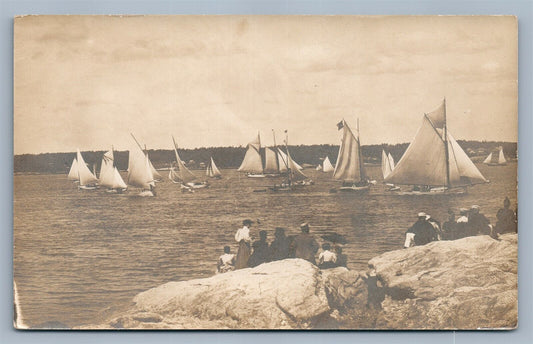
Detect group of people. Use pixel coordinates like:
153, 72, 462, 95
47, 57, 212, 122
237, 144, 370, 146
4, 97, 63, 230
217, 220, 347, 273
404, 197, 517, 248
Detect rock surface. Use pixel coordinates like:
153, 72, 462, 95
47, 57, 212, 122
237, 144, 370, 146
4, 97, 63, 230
100, 234, 517, 329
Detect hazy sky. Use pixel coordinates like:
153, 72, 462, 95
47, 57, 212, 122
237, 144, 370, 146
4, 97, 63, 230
14, 15, 517, 154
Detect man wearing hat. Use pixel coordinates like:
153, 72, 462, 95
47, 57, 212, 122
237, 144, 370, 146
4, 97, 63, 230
235, 219, 253, 269
455, 208, 470, 239
468, 205, 491, 236
290, 223, 319, 264
405, 212, 434, 247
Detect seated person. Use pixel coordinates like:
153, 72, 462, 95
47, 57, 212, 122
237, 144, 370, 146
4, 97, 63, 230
318, 243, 337, 269
217, 246, 236, 273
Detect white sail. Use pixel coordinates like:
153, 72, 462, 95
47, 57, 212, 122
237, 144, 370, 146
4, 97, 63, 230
127, 145, 155, 189
447, 133, 487, 186
287, 150, 307, 182
333, 121, 366, 182
238, 133, 263, 173
67, 158, 79, 181
76, 149, 98, 186
322, 156, 334, 172
206, 157, 222, 178
381, 150, 393, 179
99, 150, 116, 188
498, 147, 507, 164
385, 100, 487, 187
483, 152, 492, 164
316, 164, 322, 171
278, 149, 288, 172
172, 139, 197, 184
388, 153, 395, 169
147, 156, 162, 181
264, 147, 279, 173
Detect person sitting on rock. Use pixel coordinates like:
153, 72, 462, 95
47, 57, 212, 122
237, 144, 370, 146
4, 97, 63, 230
425, 214, 441, 241
334, 246, 347, 268
248, 230, 271, 268
441, 210, 457, 240
318, 243, 337, 269
405, 212, 434, 247
455, 208, 470, 239
269, 227, 290, 261
291, 223, 319, 264
217, 246, 236, 274
468, 205, 491, 236
495, 197, 517, 235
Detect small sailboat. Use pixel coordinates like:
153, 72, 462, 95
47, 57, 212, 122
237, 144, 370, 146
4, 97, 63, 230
206, 157, 222, 179
170, 136, 208, 190
333, 119, 371, 192
382, 150, 399, 191
384, 99, 488, 195
484, 146, 507, 166
127, 135, 156, 196
238, 132, 266, 178
75, 149, 99, 190
99, 149, 127, 193
269, 131, 312, 191
322, 156, 334, 173
316, 164, 322, 171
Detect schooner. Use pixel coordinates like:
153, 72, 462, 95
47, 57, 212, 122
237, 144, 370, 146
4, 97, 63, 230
333, 119, 371, 192
384, 99, 488, 194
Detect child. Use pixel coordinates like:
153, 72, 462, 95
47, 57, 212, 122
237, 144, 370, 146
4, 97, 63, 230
318, 243, 337, 269
217, 246, 236, 273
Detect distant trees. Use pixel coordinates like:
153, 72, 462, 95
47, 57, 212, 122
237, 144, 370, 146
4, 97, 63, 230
14, 141, 517, 174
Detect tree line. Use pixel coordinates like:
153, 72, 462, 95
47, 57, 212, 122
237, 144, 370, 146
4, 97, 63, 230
14, 141, 517, 174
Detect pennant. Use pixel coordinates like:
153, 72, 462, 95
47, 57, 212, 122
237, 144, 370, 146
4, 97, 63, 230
337, 120, 344, 130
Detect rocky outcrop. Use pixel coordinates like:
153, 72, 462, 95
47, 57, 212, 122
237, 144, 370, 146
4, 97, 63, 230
100, 234, 517, 330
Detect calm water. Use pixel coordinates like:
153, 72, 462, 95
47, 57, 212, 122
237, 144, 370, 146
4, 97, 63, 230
13, 163, 517, 328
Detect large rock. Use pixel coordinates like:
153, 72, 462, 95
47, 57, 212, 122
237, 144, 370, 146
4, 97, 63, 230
366, 234, 517, 329
107, 259, 331, 329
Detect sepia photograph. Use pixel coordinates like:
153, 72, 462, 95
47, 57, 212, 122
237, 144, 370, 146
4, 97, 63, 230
13, 15, 518, 330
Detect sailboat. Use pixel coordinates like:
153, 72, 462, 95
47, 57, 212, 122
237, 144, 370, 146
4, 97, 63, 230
75, 149, 99, 190
484, 146, 507, 166
169, 136, 208, 190
269, 131, 312, 191
99, 149, 127, 193
206, 157, 222, 179
381, 149, 400, 191
238, 132, 266, 178
333, 119, 371, 192
127, 135, 156, 196
322, 156, 335, 173
384, 99, 488, 195
316, 164, 322, 171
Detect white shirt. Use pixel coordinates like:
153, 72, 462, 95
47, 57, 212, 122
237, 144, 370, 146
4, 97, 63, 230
235, 226, 251, 243
457, 216, 469, 223
319, 250, 337, 264
219, 253, 235, 266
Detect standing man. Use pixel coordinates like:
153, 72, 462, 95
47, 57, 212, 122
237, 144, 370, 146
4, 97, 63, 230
291, 223, 319, 264
235, 219, 253, 269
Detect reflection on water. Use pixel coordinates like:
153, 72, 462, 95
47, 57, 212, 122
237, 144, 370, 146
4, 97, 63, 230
13, 163, 517, 327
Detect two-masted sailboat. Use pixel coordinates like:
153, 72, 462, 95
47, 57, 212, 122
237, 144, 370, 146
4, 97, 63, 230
333, 120, 371, 192
68, 149, 99, 190
127, 135, 156, 196
99, 149, 127, 193
206, 157, 222, 179
484, 146, 507, 166
384, 99, 488, 194
169, 136, 208, 190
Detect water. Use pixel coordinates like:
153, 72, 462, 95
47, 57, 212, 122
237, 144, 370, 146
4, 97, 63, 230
13, 163, 517, 328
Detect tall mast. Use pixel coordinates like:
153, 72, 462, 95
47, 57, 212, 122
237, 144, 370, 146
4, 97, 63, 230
285, 130, 291, 186
443, 98, 450, 188
272, 129, 281, 173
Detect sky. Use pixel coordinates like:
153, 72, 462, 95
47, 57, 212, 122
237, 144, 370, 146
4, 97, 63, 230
14, 15, 517, 154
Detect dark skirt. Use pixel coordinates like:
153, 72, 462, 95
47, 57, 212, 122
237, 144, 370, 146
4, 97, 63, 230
235, 240, 251, 269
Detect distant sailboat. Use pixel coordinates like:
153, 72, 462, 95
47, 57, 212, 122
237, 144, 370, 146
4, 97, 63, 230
238, 132, 265, 178
67, 157, 79, 181
333, 119, 371, 192
99, 149, 127, 193
384, 99, 488, 194
206, 157, 222, 179
127, 135, 156, 196
269, 131, 312, 191
316, 164, 322, 171
75, 149, 99, 190
170, 136, 208, 190
322, 156, 334, 173
381, 150, 394, 179
484, 146, 507, 166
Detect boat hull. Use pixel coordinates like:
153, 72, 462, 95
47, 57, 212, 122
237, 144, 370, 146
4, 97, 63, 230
78, 185, 99, 190
487, 163, 507, 166
338, 185, 370, 192
138, 190, 154, 197
391, 187, 467, 196
246, 174, 266, 178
